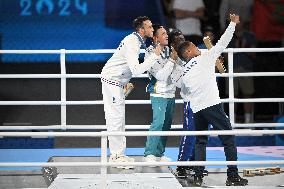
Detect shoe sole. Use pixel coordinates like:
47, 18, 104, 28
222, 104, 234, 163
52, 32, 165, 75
147, 165, 158, 168
190, 182, 202, 187
111, 166, 134, 169
143, 158, 158, 167
176, 175, 188, 179
226, 182, 248, 186
203, 172, 208, 176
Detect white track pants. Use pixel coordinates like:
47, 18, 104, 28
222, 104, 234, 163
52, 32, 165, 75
101, 81, 126, 156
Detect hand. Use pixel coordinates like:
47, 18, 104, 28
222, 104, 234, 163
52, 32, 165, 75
170, 48, 178, 61
216, 56, 226, 73
153, 43, 162, 56
230, 14, 240, 24
124, 83, 134, 98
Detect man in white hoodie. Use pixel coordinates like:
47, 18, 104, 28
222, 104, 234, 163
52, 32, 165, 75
176, 14, 248, 186
101, 16, 161, 169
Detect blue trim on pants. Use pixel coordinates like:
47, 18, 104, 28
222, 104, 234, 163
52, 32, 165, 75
177, 101, 196, 161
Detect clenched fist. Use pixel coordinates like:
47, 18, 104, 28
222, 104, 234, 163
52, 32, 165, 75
230, 14, 240, 24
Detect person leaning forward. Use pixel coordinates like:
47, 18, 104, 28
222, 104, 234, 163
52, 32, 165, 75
101, 16, 161, 169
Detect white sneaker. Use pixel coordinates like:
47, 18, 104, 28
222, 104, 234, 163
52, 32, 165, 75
144, 155, 158, 167
159, 156, 172, 162
109, 155, 135, 169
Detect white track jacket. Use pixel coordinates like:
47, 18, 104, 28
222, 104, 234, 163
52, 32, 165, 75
172, 22, 236, 113
101, 32, 159, 86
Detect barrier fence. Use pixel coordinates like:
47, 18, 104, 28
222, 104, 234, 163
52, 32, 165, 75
1, 130, 284, 188
0, 48, 284, 188
0, 48, 284, 130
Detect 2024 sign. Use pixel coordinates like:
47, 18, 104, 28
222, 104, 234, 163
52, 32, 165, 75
20, 0, 87, 16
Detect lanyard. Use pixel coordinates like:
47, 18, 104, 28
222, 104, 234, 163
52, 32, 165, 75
133, 32, 146, 49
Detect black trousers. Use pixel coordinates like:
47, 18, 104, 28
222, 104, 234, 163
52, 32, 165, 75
193, 103, 238, 176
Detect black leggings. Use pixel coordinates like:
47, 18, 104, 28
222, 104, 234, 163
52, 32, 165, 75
194, 103, 238, 176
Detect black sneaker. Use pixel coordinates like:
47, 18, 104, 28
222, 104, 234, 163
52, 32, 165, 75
185, 166, 194, 171
176, 166, 188, 178
226, 174, 248, 186
191, 174, 203, 186
203, 169, 209, 176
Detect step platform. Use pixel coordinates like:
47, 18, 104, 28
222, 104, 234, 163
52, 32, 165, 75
1, 155, 283, 188
49, 173, 182, 189
44, 156, 183, 189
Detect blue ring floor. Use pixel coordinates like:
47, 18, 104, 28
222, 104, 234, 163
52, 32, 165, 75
0, 146, 283, 170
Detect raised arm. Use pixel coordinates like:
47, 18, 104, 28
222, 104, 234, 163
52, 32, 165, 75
208, 14, 240, 61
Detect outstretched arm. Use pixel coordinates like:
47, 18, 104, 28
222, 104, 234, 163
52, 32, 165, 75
208, 14, 240, 61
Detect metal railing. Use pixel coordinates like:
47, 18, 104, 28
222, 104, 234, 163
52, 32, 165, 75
0, 129, 284, 188
0, 48, 284, 130
1, 48, 284, 188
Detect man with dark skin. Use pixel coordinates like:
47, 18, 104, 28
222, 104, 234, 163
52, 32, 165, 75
176, 14, 248, 186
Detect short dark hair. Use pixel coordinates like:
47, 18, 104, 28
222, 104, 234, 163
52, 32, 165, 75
168, 28, 184, 51
133, 16, 150, 31
152, 24, 163, 36
177, 41, 191, 60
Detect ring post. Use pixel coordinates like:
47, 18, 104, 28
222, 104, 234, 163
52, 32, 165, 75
228, 49, 235, 126
101, 131, 108, 189
60, 49, 67, 130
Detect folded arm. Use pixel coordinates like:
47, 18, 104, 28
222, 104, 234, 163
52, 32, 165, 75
126, 43, 159, 76
171, 63, 183, 88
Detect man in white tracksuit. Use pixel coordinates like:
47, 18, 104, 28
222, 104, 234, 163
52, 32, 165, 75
175, 14, 248, 186
101, 16, 161, 169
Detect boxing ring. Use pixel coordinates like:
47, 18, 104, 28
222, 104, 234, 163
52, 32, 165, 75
0, 48, 284, 188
